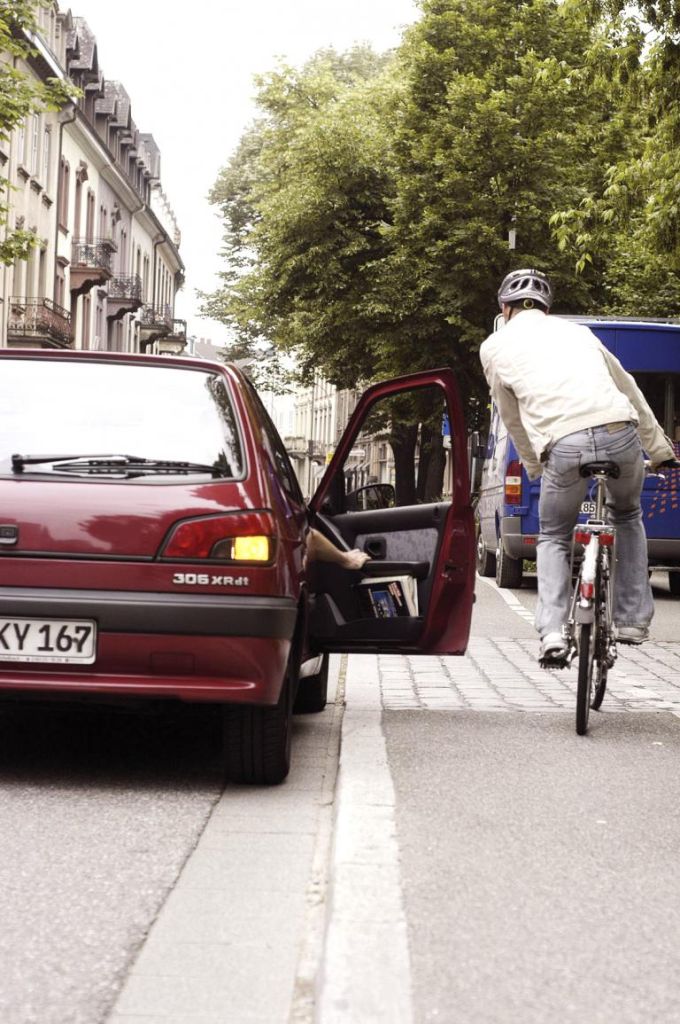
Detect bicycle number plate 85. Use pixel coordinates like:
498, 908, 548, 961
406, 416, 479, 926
0, 617, 97, 664
580, 501, 597, 515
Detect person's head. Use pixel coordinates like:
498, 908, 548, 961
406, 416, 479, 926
497, 268, 553, 321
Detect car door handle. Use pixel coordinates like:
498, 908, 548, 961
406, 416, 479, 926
364, 537, 386, 559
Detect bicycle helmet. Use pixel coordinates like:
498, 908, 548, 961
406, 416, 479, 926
497, 268, 553, 310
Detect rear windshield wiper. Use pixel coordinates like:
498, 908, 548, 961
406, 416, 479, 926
12, 453, 150, 471
10, 454, 230, 477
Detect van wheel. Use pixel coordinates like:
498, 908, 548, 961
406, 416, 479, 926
293, 654, 329, 714
669, 572, 680, 597
476, 531, 497, 577
496, 545, 523, 589
222, 666, 293, 785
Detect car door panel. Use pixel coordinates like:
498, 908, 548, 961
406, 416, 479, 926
308, 369, 475, 656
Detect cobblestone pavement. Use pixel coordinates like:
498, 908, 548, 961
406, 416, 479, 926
378, 640, 680, 714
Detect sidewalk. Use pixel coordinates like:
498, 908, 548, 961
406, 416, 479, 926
377, 639, 680, 714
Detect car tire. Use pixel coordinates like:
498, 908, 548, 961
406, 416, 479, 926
293, 653, 329, 714
222, 665, 293, 785
669, 572, 680, 597
495, 544, 523, 589
476, 529, 497, 577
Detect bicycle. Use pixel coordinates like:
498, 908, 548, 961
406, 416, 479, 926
563, 461, 619, 736
565, 458, 678, 734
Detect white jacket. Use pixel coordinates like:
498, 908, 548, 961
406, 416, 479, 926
479, 309, 675, 480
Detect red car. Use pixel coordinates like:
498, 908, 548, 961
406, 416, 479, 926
0, 350, 475, 783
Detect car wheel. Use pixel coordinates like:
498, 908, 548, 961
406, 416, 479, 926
669, 572, 680, 597
495, 544, 523, 589
222, 663, 293, 785
476, 529, 497, 577
293, 653, 329, 714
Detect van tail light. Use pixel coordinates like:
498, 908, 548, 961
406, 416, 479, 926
505, 459, 522, 505
160, 511, 276, 563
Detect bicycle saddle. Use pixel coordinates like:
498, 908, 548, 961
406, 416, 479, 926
579, 460, 620, 479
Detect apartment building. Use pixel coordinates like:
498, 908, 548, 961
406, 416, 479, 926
0, 5, 185, 354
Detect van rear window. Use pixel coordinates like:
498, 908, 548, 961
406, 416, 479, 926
0, 360, 244, 478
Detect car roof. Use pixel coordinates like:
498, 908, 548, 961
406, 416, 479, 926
0, 348, 247, 387
563, 316, 680, 332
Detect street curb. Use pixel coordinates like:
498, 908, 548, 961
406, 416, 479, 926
315, 653, 414, 1024
289, 654, 345, 1023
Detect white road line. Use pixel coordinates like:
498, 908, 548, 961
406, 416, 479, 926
316, 653, 413, 1024
477, 573, 535, 623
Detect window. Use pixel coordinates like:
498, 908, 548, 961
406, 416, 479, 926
85, 190, 95, 241
30, 116, 39, 176
58, 158, 70, 227
81, 295, 91, 348
248, 384, 303, 503
55, 265, 65, 308
335, 384, 452, 509
0, 362, 245, 479
42, 127, 51, 189
17, 119, 26, 168
95, 303, 103, 349
633, 372, 680, 441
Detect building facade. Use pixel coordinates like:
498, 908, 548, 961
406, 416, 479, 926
0, 5, 185, 354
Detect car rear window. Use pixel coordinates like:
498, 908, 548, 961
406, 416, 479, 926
0, 360, 244, 479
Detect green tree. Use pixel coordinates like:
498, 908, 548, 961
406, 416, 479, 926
384, 0, 634, 386
0, 0, 74, 264
552, 1, 680, 313
206, 3, 628, 406
202, 46, 395, 391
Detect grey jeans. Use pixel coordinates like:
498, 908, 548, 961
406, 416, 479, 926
535, 423, 653, 638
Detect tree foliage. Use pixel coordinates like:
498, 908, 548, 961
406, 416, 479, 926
0, 0, 75, 265
205, 0, 680, 418
552, 1, 680, 313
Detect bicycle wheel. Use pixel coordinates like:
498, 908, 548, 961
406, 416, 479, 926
591, 624, 608, 710
591, 552, 612, 711
576, 622, 595, 735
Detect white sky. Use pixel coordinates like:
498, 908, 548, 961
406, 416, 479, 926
69, 0, 420, 346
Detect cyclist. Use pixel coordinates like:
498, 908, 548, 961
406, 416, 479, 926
480, 268, 677, 663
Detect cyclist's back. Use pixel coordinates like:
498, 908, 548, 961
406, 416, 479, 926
480, 309, 669, 482
480, 268, 676, 664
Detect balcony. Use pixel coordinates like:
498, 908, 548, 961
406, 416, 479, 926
106, 274, 143, 321
157, 319, 188, 355
284, 437, 327, 461
7, 297, 73, 348
138, 303, 173, 348
70, 238, 117, 299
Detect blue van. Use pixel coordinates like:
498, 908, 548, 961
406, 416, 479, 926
475, 318, 680, 592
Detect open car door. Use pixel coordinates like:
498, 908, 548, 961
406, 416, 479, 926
307, 368, 475, 655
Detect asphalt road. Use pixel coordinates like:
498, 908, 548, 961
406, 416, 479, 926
382, 573, 680, 1024
386, 710, 680, 1024
0, 703, 224, 1024
475, 569, 678, 641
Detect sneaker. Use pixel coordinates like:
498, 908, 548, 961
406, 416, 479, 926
539, 631, 568, 662
616, 625, 650, 645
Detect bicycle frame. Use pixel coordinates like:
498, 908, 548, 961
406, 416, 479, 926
566, 470, 617, 734
566, 473, 616, 636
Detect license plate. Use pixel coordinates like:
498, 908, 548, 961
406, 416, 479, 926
0, 618, 97, 664
580, 501, 596, 515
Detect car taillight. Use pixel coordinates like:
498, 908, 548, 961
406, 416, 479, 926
160, 512, 276, 563
505, 459, 522, 505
